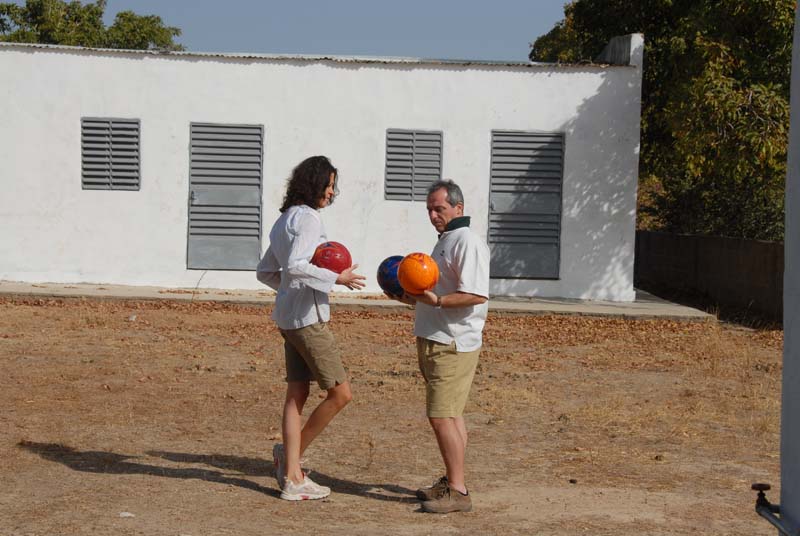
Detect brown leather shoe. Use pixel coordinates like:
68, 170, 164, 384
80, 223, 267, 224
421, 485, 472, 513
416, 476, 448, 501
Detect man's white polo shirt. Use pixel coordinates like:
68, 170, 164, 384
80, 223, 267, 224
414, 223, 490, 352
256, 205, 338, 330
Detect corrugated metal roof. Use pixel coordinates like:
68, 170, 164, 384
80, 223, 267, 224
0, 41, 619, 69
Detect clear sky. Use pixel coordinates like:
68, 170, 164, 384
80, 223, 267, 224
9, 0, 569, 62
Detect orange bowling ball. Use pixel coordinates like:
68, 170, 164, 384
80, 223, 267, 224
398, 253, 439, 294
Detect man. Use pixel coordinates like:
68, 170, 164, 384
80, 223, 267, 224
392, 179, 490, 513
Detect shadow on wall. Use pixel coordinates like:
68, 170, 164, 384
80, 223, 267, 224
493, 59, 640, 301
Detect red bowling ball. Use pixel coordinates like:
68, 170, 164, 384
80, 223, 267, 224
311, 241, 352, 274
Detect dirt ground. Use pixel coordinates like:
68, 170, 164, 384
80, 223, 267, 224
0, 295, 783, 535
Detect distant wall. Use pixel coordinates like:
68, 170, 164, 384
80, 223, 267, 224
634, 231, 784, 320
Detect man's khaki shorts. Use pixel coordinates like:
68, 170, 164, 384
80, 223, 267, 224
416, 337, 480, 418
280, 322, 347, 390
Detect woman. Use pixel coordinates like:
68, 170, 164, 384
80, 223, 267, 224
256, 155, 365, 500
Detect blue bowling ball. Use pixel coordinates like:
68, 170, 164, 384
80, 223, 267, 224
377, 255, 404, 297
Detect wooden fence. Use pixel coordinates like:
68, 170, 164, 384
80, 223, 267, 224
634, 231, 784, 321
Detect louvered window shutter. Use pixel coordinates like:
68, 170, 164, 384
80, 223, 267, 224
187, 123, 263, 270
489, 131, 564, 279
385, 129, 442, 201
81, 118, 140, 190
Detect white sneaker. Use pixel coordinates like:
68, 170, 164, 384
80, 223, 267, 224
272, 444, 285, 488
280, 474, 331, 501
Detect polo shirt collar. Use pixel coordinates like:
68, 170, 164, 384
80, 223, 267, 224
441, 216, 470, 237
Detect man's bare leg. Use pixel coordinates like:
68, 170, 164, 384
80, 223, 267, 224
429, 417, 467, 493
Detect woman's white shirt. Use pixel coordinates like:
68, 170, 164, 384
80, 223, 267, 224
256, 205, 338, 330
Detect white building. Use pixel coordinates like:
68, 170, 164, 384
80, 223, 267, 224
0, 36, 643, 300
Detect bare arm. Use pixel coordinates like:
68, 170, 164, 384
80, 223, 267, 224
385, 291, 417, 305
402, 290, 487, 308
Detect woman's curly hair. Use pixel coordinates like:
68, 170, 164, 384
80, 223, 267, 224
280, 155, 338, 212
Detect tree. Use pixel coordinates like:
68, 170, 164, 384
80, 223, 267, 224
0, 0, 183, 50
530, 0, 793, 241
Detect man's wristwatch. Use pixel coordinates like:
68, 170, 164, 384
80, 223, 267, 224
435, 295, 443, 308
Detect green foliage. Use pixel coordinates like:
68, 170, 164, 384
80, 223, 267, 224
530, 0, 794, 241
0, 0, 183, 50
529, 6, 583, 64
105, 10, 182, 50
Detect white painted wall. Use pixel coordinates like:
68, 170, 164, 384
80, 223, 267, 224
0, 39, 642, 301
780, 6, 800, 531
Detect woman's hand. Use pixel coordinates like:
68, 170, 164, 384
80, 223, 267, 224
336, 264, 366, 290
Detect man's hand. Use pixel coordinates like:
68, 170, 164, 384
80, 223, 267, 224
406, 291, 489, 308
411, 290, 438, 306
385, 291, 417, 305
336, 264, 366, 290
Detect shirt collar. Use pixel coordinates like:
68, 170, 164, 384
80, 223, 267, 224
440, 216, 470, 237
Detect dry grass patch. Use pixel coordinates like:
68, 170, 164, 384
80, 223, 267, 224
0, 297, 782, 535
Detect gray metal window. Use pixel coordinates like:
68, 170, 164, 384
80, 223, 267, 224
488, 130, 564, 279
385, 129, 442, 201
81, 118, 140, 190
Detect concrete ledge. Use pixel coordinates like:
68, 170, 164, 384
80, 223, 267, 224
0, 281, 714, 321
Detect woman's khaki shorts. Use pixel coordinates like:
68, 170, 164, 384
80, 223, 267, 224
416, 337, 480, 418
280, 322, 347, 390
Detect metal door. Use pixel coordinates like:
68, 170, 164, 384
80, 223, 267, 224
187, 123, 263, 270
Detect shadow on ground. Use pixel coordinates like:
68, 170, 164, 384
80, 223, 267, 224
635, 283, 782, 329
18, 441, 416, 503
